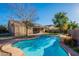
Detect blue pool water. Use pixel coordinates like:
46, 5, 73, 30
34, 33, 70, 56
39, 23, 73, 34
13, 35, 68, 56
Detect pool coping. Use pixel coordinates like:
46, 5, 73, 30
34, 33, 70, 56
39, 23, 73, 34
60, 42, 70, 56
1, 43, 24, 56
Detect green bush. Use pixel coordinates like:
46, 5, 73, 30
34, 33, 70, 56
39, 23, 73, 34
64, 39, 79, 53
73, 47, 79, 53
0, 25, 9, 33
64, 39, 76, 47
0, 33, 12, 37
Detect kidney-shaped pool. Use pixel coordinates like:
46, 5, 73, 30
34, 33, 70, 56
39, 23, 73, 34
12, 35, 68, 56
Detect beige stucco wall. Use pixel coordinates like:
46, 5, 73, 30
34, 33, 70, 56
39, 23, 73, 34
14, 25, 27, 36
27, 28, 32, 35
69, 29, 79, 40
39, 28, 45, 33
8, 20, 28, 36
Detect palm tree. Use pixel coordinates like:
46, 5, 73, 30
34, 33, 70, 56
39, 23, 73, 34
68, 21, 79, 30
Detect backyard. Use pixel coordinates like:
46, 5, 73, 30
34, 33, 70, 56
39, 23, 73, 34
0, 3, 79, 56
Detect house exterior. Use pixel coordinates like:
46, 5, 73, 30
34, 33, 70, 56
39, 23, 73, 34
8, 20, 45, 36
44, 25, 59, 33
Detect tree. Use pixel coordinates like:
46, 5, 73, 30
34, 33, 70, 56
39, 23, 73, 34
52, 12, 69, 33
8, 4, 38, 35
62, 23, 69, 33
68, 21, 79, 30
0, 25, 8, 33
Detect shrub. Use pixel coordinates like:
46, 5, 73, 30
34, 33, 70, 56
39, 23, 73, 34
64, 39, 77, 47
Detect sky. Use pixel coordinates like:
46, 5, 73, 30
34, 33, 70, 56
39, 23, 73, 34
0, 3, 79, 25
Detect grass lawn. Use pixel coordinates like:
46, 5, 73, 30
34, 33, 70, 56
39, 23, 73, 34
0, 34, 13, 38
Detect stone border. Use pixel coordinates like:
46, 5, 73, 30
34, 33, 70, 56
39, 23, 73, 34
1, 43, 24, 56
0, 45, 11, 56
